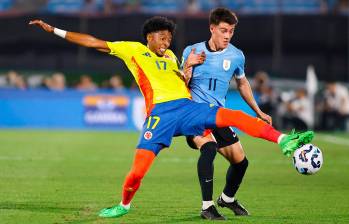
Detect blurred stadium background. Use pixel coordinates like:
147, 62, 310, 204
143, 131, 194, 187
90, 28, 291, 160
0, 0, 348, 131
1, 1, 349, 224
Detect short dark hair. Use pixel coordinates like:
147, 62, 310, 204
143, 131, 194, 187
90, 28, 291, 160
209, 8, 238, 26
142, 16, 176, 40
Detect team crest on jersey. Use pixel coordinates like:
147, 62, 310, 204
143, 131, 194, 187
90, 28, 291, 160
142, 52, 151, 57
223, 59, 231, 71
144, 131, 153, 140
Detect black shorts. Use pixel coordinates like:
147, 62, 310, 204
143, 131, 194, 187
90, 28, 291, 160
186, 127, 239, 149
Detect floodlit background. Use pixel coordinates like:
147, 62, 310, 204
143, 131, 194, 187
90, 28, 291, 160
0, 1, 348, 223
0, 0, 349, 131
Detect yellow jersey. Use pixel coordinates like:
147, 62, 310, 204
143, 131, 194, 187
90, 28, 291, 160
107, 41, 191, 115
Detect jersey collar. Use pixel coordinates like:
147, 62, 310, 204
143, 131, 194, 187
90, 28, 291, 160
205, 41, 227, 54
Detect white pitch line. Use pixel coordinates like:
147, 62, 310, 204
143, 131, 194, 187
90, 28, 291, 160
317, 134, 349, 147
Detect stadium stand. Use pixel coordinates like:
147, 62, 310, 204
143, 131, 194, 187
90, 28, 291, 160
0, 0, 13, 11
140, 0, 184, 13
0, 0, 340, 14
46, 0, 85, 13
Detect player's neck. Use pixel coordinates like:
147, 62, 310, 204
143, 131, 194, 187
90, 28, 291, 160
146, 44, 163, 57
207, 39, 224, 52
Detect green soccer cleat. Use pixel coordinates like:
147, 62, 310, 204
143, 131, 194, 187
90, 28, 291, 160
279, 129, 314, 157
98, 205, 129, 218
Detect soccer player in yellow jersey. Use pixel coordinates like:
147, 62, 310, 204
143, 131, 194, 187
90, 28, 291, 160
29, 16, 314, 218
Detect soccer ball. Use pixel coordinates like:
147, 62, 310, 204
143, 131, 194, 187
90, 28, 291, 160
292, 144, 323, 175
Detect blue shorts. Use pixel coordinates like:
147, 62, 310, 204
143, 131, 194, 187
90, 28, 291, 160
137, 99, 219, 155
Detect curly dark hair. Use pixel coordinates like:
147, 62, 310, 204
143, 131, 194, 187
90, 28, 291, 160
142, 16, 176, 40
209, 8, 238, 25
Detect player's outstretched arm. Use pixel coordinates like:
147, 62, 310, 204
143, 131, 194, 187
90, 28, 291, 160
29, 20, 110, 53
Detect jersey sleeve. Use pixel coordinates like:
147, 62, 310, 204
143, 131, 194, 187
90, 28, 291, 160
234, 51, 246, 79
106, 41, 140, 61
180, 45, 192, 69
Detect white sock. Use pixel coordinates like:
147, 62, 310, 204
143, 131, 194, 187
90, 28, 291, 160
120, 201, 130, 210
277, 134, 286, 144
221, 192, 235, 203
202, 201, 214, 210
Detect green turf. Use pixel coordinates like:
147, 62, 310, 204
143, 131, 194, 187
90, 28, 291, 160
0, 130, 348, 223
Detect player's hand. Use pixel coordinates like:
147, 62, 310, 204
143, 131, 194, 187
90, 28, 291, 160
29, 20, 54, 33
257, 111, 272, 125
176, 65, 193, 85
186, 48, 206, 67
174, 69, 185, 78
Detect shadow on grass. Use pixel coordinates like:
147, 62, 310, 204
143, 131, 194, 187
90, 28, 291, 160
63, 218, 100, 223
163, 215, 203, 223
0, 201, 80, 214
0, 201, 102, 223
133, 215, 203, 224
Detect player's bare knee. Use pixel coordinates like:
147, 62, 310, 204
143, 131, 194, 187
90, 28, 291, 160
194, 135, 214, 149
232, 149, 246, 164
219, 142, 245, 163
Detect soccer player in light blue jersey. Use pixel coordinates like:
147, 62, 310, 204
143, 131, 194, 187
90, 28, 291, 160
181, 8, 273, 220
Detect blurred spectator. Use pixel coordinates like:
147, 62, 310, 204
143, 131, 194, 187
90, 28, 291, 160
6, 70, 27, 90
109, 74, 125, 90
281, 88, 312, 131
319, 0, 330, 13
50, 72, 66, 90
335, 0, 349, 14
82, 0, 101, 13
186, 0, 201, 13
76, 74, 97, 91
83, 0, 97, 12
27, 74, 45, 88
319, 81, 349, 131
0, 74, 7, 87
13, 0, 46, 13
104, 0, 122, 13
124, 0, 140, 12
7, 70, 19, 86
15, 76, 26, 89
39, 72, 66, 90
40, 76, 52, 89
253, 71, 277, 116
104, 0, 139, 13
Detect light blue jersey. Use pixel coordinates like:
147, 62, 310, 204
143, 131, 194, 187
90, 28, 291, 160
181, 41, 245, 107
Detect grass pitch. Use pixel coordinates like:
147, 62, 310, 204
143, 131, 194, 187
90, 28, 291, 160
0, 130, 348, 224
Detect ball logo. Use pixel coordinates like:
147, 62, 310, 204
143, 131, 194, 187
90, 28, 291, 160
293, 144, 323, 175
144, 131, 153, 140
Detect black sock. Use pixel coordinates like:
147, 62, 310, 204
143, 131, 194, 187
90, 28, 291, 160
223, 157, 249, 198
197, 141, 218, 201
